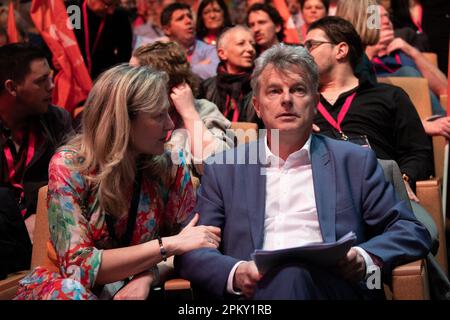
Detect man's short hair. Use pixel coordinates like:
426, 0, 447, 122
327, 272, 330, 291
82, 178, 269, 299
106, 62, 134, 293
160, 2, 191, 27
251, 44, 318, 96
0, 43, 47, 93
308, 16, 363, 71
246, 3, 285, 42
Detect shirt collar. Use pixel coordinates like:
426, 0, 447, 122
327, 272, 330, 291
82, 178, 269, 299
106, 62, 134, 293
263, 134, 312, 168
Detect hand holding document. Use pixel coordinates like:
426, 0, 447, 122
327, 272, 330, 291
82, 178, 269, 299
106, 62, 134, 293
251, 231, 357, 273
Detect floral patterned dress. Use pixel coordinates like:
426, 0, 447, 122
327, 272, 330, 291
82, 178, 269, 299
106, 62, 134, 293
14, 149, 195, 300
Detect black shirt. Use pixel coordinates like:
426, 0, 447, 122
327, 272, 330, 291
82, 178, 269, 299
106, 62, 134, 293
314, 80, 433, 186
67, 0, 133, 79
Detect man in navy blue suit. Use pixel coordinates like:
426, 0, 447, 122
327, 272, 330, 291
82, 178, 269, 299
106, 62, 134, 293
175, 44, 432, 299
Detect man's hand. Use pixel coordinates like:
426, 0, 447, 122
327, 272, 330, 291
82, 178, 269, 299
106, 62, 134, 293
404, 179, 420, 203
233, 261, 262, 298
113, 271, 153, 300
336, 248, 366, 282
24, 214, 36, 243
422, 116, 450, 139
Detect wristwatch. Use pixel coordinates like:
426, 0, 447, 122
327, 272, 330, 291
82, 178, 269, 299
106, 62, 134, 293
157, 236, 167, 262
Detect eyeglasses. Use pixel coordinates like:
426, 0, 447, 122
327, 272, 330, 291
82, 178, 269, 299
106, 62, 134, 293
303, 40, 334, 51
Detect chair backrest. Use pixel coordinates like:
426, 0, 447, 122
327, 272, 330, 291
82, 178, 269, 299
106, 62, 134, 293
230, 122, 258, 145
31, 186, 58, 271
377, 76, 432, 119
377, 76, 445, 179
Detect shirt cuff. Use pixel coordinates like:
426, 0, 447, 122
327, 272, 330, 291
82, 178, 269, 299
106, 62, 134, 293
353, 246, 376, 279
227, 261, 246, 295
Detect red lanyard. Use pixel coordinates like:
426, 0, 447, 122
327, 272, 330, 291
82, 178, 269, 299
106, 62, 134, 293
83, 1, 106, 74
224, 95, 240, 122
410, 4, 423, 33
317, 92, 356, 140
3, 131, 36, 215
372, 53, 402, 73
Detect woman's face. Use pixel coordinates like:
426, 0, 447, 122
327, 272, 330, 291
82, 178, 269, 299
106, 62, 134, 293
202, 1, 225, 31
130, 103, 174, 156
302, 0, 327, 26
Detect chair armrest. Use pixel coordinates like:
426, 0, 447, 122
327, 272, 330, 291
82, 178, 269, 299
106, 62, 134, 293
164, 278, 191, 291
391, 259, 430, 300
0, 270, 29, 300
416, 179, 448, 276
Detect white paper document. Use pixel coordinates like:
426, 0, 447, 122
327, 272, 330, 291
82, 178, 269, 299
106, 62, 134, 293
251, 231, 357, 273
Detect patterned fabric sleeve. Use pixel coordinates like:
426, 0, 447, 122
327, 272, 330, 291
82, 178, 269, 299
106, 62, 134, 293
163, 150, 196, 233
47, 150, 102, 290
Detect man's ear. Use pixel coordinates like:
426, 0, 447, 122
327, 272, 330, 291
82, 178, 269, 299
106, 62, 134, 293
335, 42, 349, 62
275, 24, 282, 34
162, 24, 171, 37
252, 95, 261, 118
4, 80, 17, 97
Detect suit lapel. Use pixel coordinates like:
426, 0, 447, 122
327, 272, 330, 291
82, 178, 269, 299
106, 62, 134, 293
245, 139, 266, 250
311, 135, 336, 242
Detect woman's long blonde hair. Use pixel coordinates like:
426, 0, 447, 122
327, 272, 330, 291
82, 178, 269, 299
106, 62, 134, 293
65, 64, 170, 218
335, 0, 380, 46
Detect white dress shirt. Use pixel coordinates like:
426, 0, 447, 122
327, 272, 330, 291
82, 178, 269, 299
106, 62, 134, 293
226, 135, 375, 294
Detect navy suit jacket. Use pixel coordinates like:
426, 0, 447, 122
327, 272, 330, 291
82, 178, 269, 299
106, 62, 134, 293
175, 134, 432, 298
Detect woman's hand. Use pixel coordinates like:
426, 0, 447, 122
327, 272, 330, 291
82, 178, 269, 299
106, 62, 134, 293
170, 83, 197, 119
113, 271, 153, 300
164, 213, 221, 255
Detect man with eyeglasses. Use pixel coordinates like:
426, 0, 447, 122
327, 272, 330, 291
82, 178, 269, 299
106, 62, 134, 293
66, 0, 132, 79
305, 16, 433, 202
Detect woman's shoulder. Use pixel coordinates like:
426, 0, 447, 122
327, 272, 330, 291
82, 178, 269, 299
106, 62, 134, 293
50, 148, 81, 168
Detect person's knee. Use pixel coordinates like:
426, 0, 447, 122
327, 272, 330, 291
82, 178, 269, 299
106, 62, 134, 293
394, 66, 422, 77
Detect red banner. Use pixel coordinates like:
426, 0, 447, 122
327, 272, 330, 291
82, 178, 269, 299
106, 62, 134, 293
7, 1, 19, 43
30, 0, 92, 114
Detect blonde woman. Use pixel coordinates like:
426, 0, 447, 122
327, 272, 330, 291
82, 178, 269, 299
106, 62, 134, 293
15, 64, 221, 300
335, 0, 379, 83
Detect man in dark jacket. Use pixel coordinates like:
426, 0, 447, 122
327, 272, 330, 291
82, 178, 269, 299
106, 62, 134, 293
66, 0, 133, 79
0, 43, 73, 278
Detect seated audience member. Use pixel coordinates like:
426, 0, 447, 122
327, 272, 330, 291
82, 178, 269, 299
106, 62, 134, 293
335, 0, 379, 84
14, 64, 221, 300
246, 3, 284, 54
161, 2, 220, 80
133, 0, 174, 50
305, 17, 433, 201
196, 0, 233, 46
199, 26, 258, 123
66, 0, 133, 79
284, 0, 305, 31
130, 41, 234, 171
389, 0, 430, 52
0, 43, 73, 278
299, 0, 329, 41
176, 44, 432, 300
366, 5, 447, 115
